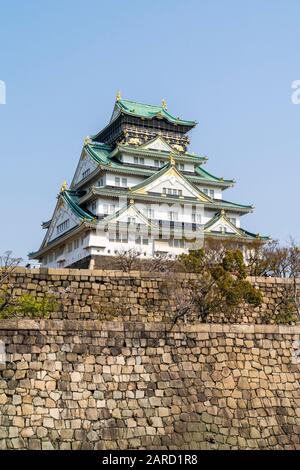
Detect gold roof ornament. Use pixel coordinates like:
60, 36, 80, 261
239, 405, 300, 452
169, 154, 175, 165
84, 136, 92, 146
129, 199, 134, 205
221, 209, 225, 216
116, 90, 122, 101
60, 180, 68, 192
162, 99, 167, 110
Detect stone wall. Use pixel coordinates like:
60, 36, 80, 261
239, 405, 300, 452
5, 267, 296, 323
0, 320, 299, 450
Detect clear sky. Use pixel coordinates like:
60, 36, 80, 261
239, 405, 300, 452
0, 0, 300, 262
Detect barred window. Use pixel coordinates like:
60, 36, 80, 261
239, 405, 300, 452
57, 219, 69, 234
82, 168, 90, 179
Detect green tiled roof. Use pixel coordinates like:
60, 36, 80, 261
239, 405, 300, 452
61, 190, 95, 221
195, 166, 234, 184
112, 144, 207, 162
85, 143, 111, 165
204, 210, 269, 240
82, 187, 253, 214
219, 199, 253, 210
81, 142, 232, 187
115, 99, 197, 127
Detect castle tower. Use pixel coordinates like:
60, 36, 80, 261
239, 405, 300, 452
30, 95, 267, 268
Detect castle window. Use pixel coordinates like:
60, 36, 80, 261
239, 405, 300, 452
176, 163, 185, 171
169, 239, 184, 248
98, 178, 104, 187
48, 252, 53, 262
144, 207, 155, 218
191, 213, 202, 223
67, 243, 73, 253
82, 168, 90, 179
115, 176, 127, 187
134, 157, 145, 165
209, 189, 215, 198
203, 188, 208, 195
91, 201, 97, 212
74, 239, 80, 249
116, 232, 128, 243
168, 211, 178, 221
103, 204, 115, 214
229, 217, 237, 226
57, 219, 69, 234
163, 188, 182, 196
136, 236, 148, 245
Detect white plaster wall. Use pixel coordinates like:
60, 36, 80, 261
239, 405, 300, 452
47, 207, 78, 243
194, 185, 222, 199
147, 176, 197, 198
120, 154, 195, 173
73, 155, 98, 186
105, 173, 143, 188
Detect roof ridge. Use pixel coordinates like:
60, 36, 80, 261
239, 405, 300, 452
120, 98, 161, 109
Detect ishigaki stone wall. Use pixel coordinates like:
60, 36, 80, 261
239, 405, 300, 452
0, 320, 300, 450
5, 268, 297, 323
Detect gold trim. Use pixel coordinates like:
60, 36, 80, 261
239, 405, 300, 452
60, 180, 68, 192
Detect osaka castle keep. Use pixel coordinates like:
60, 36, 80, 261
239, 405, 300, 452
30, 94, 267, 268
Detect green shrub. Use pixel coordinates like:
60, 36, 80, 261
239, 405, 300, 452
0, 293, 57, 319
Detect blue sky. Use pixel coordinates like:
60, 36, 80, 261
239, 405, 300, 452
0, 0, 300, 262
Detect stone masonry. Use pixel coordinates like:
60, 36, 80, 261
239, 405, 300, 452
0, 321, 299, 450
5, 268, 297, 323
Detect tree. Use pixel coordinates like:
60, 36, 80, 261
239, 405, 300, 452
285, 238, 300, 319
175, 248, 262, 323
0, 251, 57, 319
114, 248, 141, 272
245, 240, 290, 277
0, 251, 22, 313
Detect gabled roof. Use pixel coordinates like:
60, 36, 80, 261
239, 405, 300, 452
130, 161, 211, 202
111, 98, 197, 127
85, 142, 112, 165
204, 210, 268, 240
72, 142, 233, 190
110, 143, 207, 163
61, 190, 95, 221
99, 202, 156, 228
32, 189, 95, 257
139, 135, 175, 153
195, 166, 234, 184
